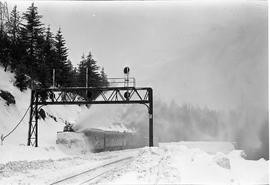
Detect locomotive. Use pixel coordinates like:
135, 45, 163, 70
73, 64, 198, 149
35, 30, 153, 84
57, 124, 151, 152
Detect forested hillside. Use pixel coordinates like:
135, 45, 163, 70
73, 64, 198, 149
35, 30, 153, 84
0, 2, 108, 92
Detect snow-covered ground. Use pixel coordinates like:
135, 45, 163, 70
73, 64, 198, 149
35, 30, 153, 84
0, 67, 269, 184
0, 143, 268, 185
93, 144, 268, 185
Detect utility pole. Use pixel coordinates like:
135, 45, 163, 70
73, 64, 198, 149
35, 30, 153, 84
85, 67, 88, 97
52, 69, 55, 88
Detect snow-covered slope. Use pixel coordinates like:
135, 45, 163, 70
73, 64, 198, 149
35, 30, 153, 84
0, 67, 87, 147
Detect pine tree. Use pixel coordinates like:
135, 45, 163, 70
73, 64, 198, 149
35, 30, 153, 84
14, 64, 28, 91
0, 30, 10, 71
77, 52, 101, 87
1, 2, 109, 94
77, 55, 86, 87
70, 66, 78, 87
21, 3, 45, 79
76, 52, 108, 100
41, 26, 56, 87
54, 28, 71, 87
60, 59, 74, 87
0, 2, 10, 72
7, 6, 21, 43
7, 5, 22, 71
100, 67, 109, 87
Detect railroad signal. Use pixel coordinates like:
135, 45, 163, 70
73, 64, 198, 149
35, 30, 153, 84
123, 67, 130, 100
124, 67, 130, 87
124, 91, 130, 100
123, 67, 130, 74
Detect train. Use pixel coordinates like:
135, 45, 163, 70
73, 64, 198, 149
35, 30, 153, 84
57, 124, 154, 152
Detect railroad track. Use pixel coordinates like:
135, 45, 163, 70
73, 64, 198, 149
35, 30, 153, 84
49, 156, 134, 185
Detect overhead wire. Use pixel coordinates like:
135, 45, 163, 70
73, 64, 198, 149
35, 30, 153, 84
1, 105, 31, 142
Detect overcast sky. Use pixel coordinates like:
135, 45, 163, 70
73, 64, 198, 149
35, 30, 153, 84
8, 0, 268, 111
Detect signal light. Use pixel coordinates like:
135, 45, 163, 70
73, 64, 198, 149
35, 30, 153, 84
124, 91, 130, 100
123, 67, 130, 74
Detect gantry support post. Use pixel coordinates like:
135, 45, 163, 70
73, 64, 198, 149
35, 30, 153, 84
27, 90, 39, 147
27, 90, 34, 146
34, 92, 39, 147
149, 88, 153, 147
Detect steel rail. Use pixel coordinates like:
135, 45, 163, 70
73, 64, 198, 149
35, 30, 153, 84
49, 156, 133, 185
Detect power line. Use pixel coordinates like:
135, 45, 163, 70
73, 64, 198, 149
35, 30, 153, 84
1, 105, 31, 143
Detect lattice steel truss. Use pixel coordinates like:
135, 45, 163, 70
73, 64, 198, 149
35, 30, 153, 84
27, 87, 153, 147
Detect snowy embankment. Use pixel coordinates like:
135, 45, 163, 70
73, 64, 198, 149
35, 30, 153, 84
0, 67, 90, 163
96, 144, 269, 185
0, 67, 87, 147
1, 143, 267, 185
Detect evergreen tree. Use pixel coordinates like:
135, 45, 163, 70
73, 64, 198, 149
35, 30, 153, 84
7, 6, 21, 42
14, 64, 28, 91
0, 30, 10, 71
100, 67, 109, 87
64, 59, 74, 86
21, 3, 45, 79
77, 52, 108, 100
0, 2, 109, 94
0, 2, 10, 72
77, 54, 86, 87
77, 52, 101, 88
41, 26, 56, 87
7, 5, 22, 71
54, 28, 71, 86
70, 66, 78, 87
43, 26, 55, 66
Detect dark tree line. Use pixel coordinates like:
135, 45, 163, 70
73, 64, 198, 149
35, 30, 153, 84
0, 3, 108, 92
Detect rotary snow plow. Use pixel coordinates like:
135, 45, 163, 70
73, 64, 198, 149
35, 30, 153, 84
56, 124, 155, 153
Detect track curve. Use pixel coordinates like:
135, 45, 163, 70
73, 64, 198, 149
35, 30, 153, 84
49, 156, 133, 185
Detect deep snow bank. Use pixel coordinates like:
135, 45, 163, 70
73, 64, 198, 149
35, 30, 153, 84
98, 143, 269, 185
0, 145, 68, 163
160, 141, 236, 154
0, 141, 268, 184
